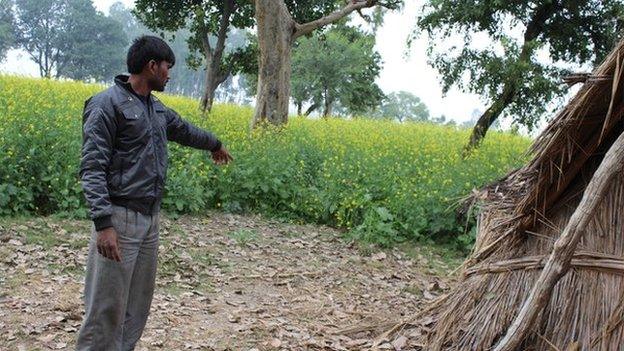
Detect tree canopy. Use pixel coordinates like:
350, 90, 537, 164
133, 0, 256, 111
133, 0, 254, 70
374, 91, 430, 122
14, 0, 126, 80
413, 0, 624, 150
110, 1, 253, 104
109, 2, 205, 97
55, 0, 127, 81
291, 25, 384, 117
0, 0, 16, 62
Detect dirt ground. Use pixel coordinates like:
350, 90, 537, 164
0, 212, 459, 350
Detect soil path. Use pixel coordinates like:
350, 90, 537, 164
0, 212, 456, 350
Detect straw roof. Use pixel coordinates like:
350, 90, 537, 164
413, 39, 624, 350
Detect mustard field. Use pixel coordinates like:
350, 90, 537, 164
0, 75, 531, 246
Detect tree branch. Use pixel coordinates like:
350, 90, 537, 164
217, 69, 230, 85
200, 29, 213, 62
197, 10, 213, 62
213, 0, 234, 62
304, 102, 319, 116
356, 8, 370, 22
293, 0, 377, 39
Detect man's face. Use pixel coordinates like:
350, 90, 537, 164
147, 60, 172, 92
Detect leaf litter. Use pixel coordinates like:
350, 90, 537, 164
0, 212, 457, 350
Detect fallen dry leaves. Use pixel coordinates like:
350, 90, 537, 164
0, 212, 457, 350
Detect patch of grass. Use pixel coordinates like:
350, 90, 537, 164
399, 242, 465, 275
23, 231, 61, 249
402, 284, 424, 298
371, 260, 391, 269
280, 229, 301, 238
194, 280, 215, 294
352, 241, 382, 257
167, 220, 189, 240
216, 260, 235, 274
48, 263, 83, 276
67, 236, 89, 250
18, 223, 61, 249
0, 216, 90, 250
227, 229, 259, 245
158, 248, 184, 276
1, 270, 29, 292
187, 248, 214, 266
349, 236, 464, 275
161, 282, 184, 296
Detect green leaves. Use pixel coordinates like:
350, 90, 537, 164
373, 91, 430, 122
0, 76, 530, 249
132, 0, 256, 109
0, 0, 16, 62
133, 1, 255, 70
14, 0, 127, 80
414, 0, 624, 134
291, 25, 384, 117
284, 0, 340, 24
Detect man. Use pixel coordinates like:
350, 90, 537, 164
76, 35, 232, 350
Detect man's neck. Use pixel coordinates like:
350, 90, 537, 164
127, 75, 151, 97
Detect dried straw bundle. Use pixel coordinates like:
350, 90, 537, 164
419, 39, 624, 350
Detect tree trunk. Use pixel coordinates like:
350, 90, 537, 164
323, 89, 333, 117
199, 0, 234, 114
296, 101, 302, 116
251, 0, 377, 129
200, 62, 229, 113
464, 84, 516, 154
323, 101, 332, 117
493, 129, 624, 351
201, 67, 218, 112
463, 1, 560, 152
304, 102, 318, 116
251, 0, 294, 128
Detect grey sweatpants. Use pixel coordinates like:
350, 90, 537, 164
76, 205, 160, 351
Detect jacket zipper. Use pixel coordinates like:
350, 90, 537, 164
120, 159, 124, 189
148, 103, 160, 204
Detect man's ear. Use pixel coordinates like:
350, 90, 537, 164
147, 60, 157, 74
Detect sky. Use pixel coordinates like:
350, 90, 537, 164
1, 0, 487, 124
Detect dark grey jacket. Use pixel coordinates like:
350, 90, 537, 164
80, 75, 221, 230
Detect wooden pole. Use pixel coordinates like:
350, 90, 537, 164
494, 129, 624, 351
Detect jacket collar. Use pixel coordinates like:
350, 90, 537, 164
114, 74, 156, 104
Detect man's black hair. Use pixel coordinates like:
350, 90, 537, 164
126, 35, 176, 74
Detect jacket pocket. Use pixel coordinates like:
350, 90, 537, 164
121, 104, 143, 120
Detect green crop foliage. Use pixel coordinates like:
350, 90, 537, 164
0, 75, 531, 248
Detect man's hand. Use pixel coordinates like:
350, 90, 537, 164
97, 227, 122, 262
211, 146, 233, 165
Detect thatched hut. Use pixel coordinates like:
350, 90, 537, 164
410, 40, 624, 350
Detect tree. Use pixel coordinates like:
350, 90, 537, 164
0, 0, 16, 62
291, 25, 385, 117
110, 1, 254, 103
134, 0, 255, 112
375, 91, 429, 122
14, 0, 65, 77
109, 2, 205, 97
14, 0, 127, 80
56, 0, 126, 81
414, 0, 624, 152
251, 0, 402, 128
